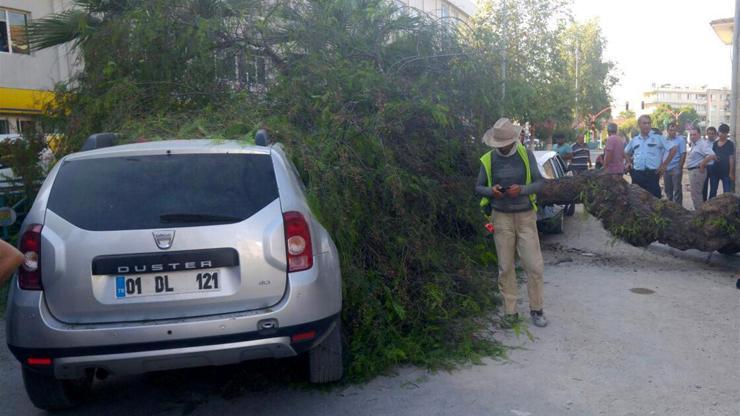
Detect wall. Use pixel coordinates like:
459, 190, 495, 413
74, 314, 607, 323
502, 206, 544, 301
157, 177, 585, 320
0, 0, 77, 91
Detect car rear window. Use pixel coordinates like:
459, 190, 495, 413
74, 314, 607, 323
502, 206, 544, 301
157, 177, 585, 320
47, 153, 279, 231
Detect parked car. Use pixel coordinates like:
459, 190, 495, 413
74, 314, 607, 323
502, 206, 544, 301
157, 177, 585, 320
0, 134, 22, 182
534, 150, 569, 234
6, 138, 343, 410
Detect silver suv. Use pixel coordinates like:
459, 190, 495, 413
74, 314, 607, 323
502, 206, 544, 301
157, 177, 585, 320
5, 139, 343, 410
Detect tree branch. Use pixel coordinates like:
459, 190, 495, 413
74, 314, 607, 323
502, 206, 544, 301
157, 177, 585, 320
538, 171, 740, 253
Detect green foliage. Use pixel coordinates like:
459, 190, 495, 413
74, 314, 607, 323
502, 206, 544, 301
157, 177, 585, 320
676, 106, 701, 132
0, 135, 46, 197
617, 112, 637, 140
707, 216, 737, 235
32, 0, 616, 380
471, 0, 576, 126
650, 104, 699, 133
559, 18, 617, 122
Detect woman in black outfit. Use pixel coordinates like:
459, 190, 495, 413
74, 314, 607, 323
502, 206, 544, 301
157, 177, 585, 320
708, 123, 736, 198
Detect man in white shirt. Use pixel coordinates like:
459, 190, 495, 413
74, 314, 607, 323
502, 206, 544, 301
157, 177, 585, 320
686, 127, 717, 210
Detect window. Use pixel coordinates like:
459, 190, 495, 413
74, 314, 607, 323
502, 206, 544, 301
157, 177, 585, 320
18, 119, 35, 135
0, 9, 30, 54
47, 154, 279, 231
541, 160, 556, 180
440, 1, 450, 18
0, 120, 9, 134
0, 12, 7, 52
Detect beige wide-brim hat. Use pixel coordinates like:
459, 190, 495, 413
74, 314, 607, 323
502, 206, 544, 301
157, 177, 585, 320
482, 117, 522, 148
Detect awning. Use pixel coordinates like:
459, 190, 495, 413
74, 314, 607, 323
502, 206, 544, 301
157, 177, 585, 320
0, 87, 56, 115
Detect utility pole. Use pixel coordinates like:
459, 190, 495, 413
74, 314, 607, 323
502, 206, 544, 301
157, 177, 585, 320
733, 0, 740, 193
501, 0, 507, 109
575, 39, 579, 121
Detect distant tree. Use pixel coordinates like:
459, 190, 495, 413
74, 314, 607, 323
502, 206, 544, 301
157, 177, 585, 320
676, 106, 700, 133
617, 113, 637, 140
618, 109, 635, 120
470, 0, 574, 128
650, 104, 698, 134
559, 18, 618, 123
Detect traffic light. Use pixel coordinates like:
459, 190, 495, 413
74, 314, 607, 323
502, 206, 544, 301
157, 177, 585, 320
641, 101, 645, 110
625, 102, 629, 111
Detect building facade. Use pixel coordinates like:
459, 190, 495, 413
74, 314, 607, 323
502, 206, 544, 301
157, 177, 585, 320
705, 87, 731, 127
395, 0, 476, 24
0, 0, 77, 136
642, 83, 731, 128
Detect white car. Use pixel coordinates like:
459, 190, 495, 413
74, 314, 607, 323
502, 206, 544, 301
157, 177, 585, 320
533, 150, 569, 233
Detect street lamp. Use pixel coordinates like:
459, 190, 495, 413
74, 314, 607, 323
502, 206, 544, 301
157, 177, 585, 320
709, 6, 740, 193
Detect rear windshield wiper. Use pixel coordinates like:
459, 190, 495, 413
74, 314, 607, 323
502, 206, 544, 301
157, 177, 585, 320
159, 213, 242, 223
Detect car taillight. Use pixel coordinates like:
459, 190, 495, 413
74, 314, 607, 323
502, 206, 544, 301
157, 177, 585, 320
283, 211, 313, 272
19, 224, 42, 290
26, 357, 52, 366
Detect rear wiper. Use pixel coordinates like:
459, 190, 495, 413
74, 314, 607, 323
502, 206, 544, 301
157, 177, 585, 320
159, 213, 242, 223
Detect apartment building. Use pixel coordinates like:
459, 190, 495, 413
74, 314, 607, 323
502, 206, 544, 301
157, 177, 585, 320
705, 87, 731, 127
395, 0, 476, 24
642, 83, 731, 128
0, 0, 77, 136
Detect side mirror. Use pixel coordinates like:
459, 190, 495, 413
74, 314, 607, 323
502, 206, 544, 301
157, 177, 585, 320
255, 129, 269, 146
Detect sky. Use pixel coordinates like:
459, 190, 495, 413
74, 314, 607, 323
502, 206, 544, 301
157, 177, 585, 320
571, 0, 735, 114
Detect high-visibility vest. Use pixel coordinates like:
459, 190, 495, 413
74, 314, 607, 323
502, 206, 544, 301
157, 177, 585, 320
479, 144, 538, 213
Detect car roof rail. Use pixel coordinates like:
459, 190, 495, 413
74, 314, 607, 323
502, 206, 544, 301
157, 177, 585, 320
80, 133, 120, 151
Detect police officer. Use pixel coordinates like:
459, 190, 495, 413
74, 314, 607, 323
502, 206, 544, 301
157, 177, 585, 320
624, 115, 677, 198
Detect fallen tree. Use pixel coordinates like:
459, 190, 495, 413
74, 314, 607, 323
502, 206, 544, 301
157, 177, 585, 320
538, 171, 740, 253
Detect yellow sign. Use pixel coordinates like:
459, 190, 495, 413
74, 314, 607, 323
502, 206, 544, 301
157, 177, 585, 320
0, 87, 56, 115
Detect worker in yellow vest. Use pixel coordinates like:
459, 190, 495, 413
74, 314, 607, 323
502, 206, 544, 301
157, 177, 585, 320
475, 118, 548, 328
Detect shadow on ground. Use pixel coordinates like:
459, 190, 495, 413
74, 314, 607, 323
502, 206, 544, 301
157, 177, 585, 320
73, 356, 311, 416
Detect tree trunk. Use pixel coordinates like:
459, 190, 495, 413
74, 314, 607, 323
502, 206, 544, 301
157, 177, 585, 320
538, 171, 740, 253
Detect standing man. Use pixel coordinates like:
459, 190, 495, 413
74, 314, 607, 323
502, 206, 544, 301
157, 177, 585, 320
603, 122, 625, 175
686, 127, 716, 210
624, 115, 677, 198
570, 132, 592, 174
663, 122, 687, 204
702, 126, 718, 201
553, 133, 573, 162
475, 118, 548, 328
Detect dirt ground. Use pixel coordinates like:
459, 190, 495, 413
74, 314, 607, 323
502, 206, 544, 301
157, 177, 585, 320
1, 208, 738, 416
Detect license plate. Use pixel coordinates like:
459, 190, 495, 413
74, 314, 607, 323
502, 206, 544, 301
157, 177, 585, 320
115, 270, 221, 298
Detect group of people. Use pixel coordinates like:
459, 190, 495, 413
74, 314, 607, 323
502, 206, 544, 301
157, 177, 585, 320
549, 115, 735, 210
474, 115, 737, 329
615, 115, 735, 210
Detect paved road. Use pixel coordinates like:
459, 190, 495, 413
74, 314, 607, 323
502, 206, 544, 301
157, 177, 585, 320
1, 212, 738, 415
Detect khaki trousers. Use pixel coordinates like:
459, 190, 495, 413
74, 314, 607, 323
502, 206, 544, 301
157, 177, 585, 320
491, 209, 545, 315
689, 168, 707, 210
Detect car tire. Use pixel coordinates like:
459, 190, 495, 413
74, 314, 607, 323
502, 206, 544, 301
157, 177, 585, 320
717, 243, 739, 255
22, 366, 92, 411
551, 212, 564, 234
308, 319, 343, 383
565, 203, 576, 217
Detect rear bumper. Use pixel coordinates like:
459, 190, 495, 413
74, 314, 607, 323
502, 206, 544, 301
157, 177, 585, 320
55, 337, 295, 379
6, 251, 342, 378
10, 314, 337, 379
